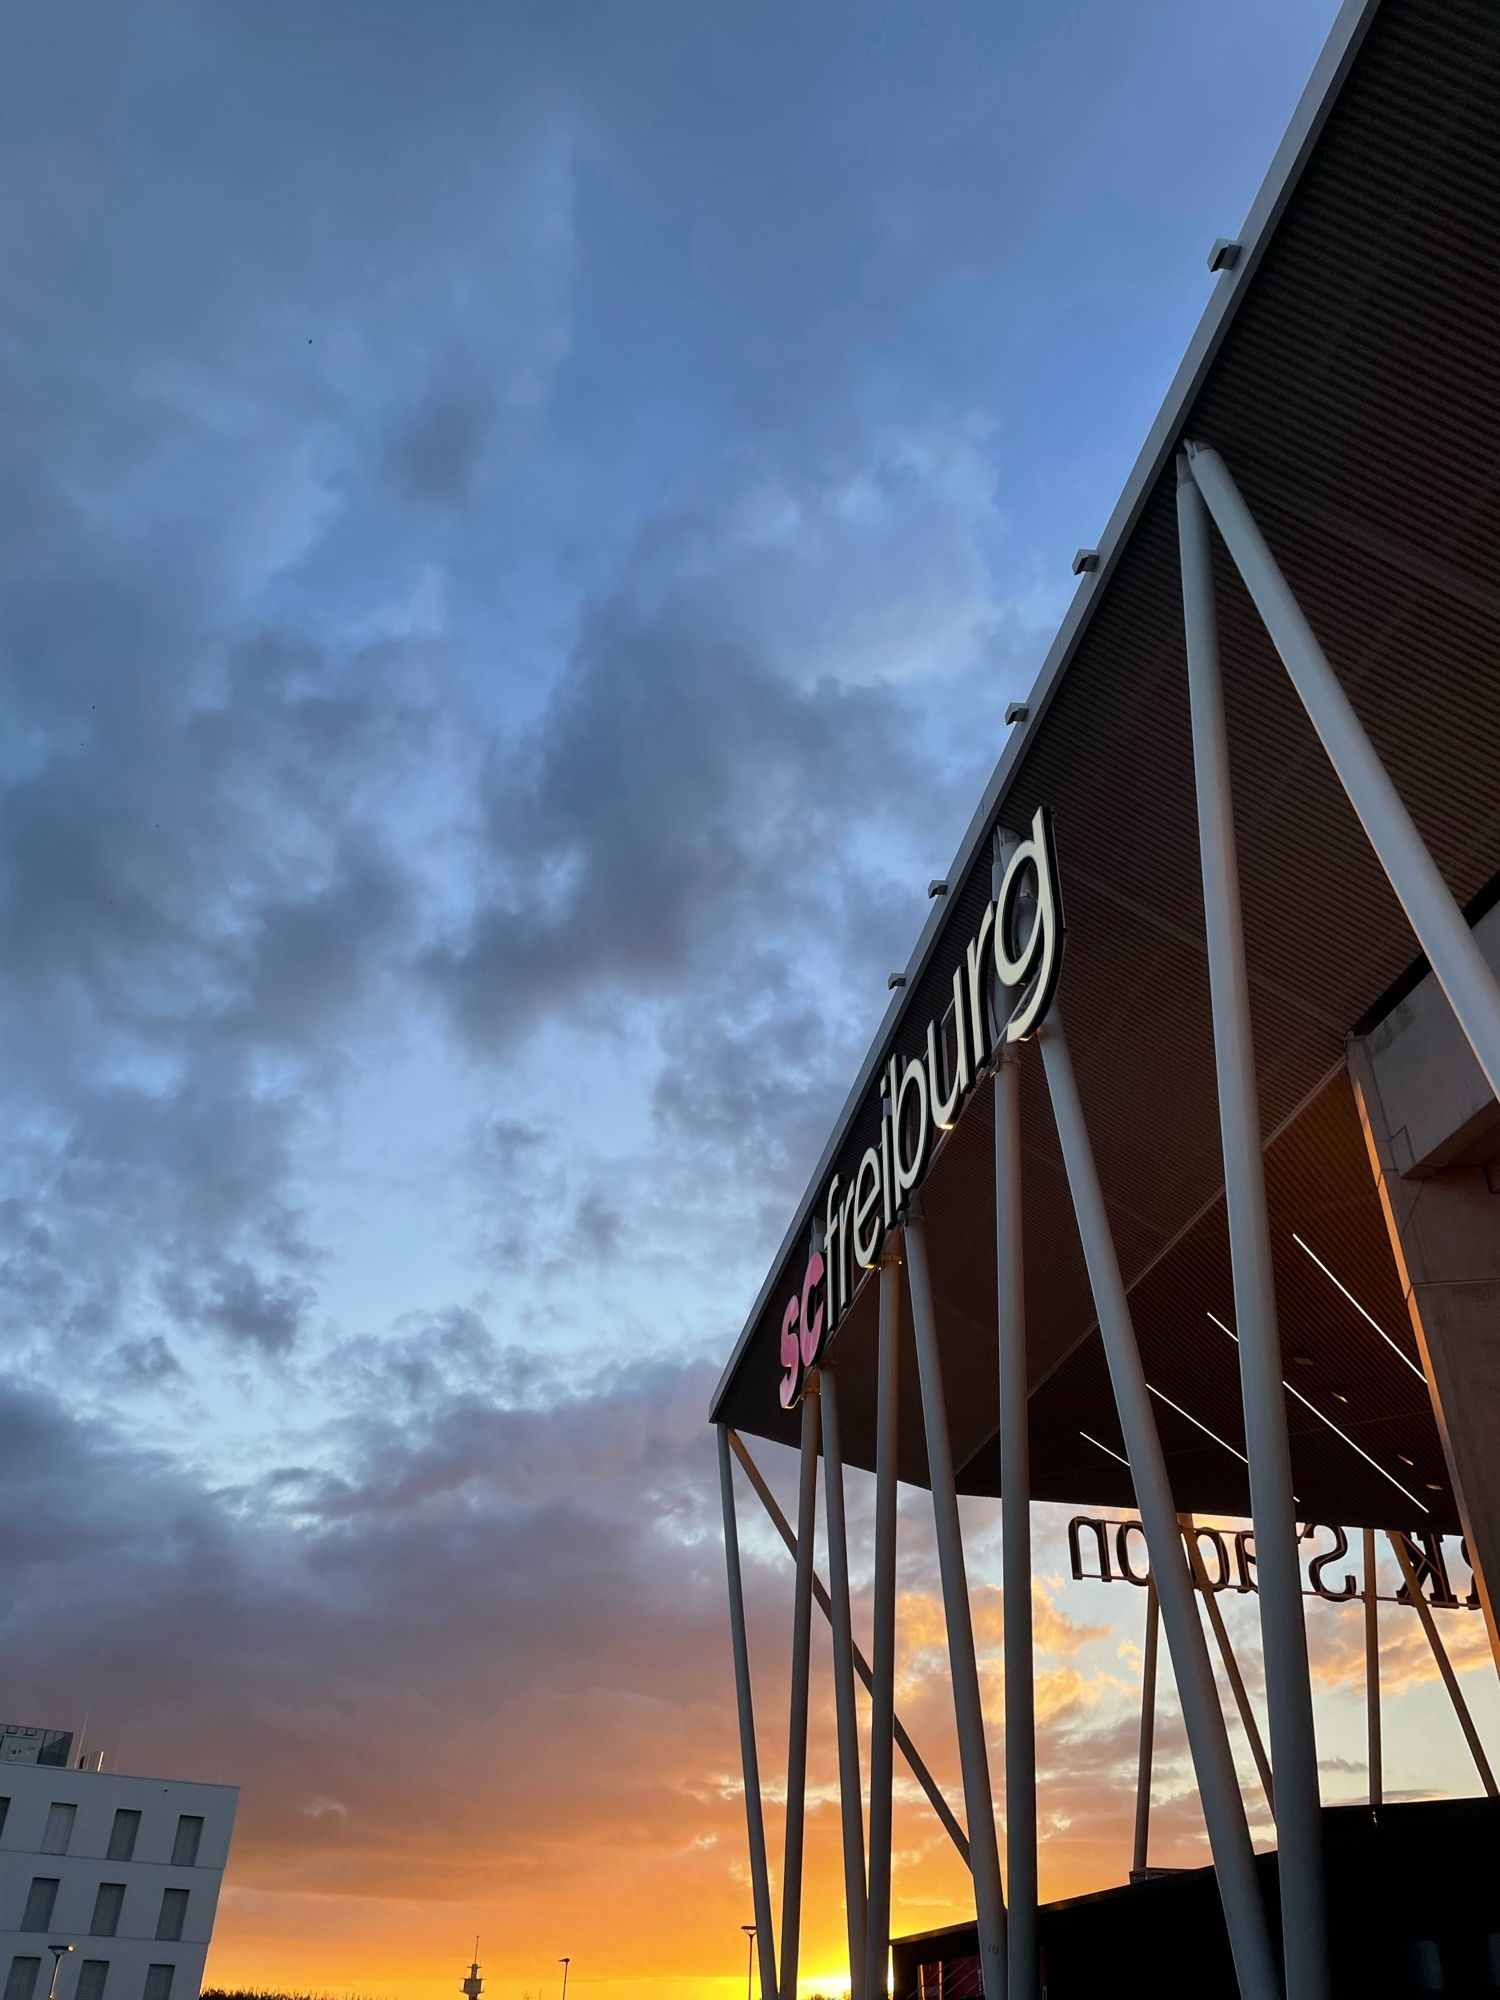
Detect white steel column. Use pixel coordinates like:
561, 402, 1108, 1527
1388, 1531, 1497, 1796
779, 1383, 821, 2000
1132, 1580, 1159, 1879
1363, 1528, 1382, 1809
1039, 1014, 1278, 2000
996, 1054, 1037, 1999
905, 1213, 1008, 2000
1181, 1516, 1275, 1817
864, 1254, 902, 2000
717, 1425, 779, 2000
1184, 440, 1500, 1104
992, 840, 1037, 2000
1177, 456, 1329, 2000
728, 1427, 971, 1867
821, 1368, 868, 1999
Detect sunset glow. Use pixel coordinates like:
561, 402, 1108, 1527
4, 1, 1498, 1997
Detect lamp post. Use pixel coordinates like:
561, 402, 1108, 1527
558, 1959, 570, 2000
741, 1926, 756, 2000
46, 1946, 74, 2000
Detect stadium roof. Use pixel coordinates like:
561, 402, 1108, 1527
710, 0, 1500, 1535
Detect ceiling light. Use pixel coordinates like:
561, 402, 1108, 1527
1079, 1429, 1130, 1469
1147, 1381, 1248, 1466
1207, 1311, 1428, 1513
1291, 1233, 1425, 1382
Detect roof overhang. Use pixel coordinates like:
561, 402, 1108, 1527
712, 0, 1500, 1534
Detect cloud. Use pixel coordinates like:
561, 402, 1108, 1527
0, 1, 1356, 1993
384, 383, 498, 507
425, 594, 930, 1054
0, 1363, 735, 1915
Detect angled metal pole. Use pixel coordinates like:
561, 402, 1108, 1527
727, 1427, 971, 1868
1363, 1528, 1382, 1810
717, 1425, 778, 2000
779, 1382, 821, 2000
992, 825, 1037, 2000
1039, 1013, 1279, 2000
905, 1212, 1008, 2000
866, 1252, 903, 2000
997, 1054, 1037, 2000
1388, 1531, 1497, 1796
1177, 453, 1328, 2000
1184, 440, 1500, 1104
1132, 1579, 1159, 1878
821, 1368, 868, 1999
1182, 1516, 1275, 1816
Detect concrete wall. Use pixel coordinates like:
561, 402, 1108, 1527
1349, 899, 1500, 1670
0, 1762, 238, 2000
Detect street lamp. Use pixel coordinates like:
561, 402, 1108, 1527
558, 1959, 570, 2000
46, 1946, 74, 2000
740, 1926, 756, 2000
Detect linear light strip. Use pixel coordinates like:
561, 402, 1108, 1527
1147, 1381, 1249, 1466
1207, 1310, 1428, 1514
1291, 1233, 1426, 1382
1079, 1428, 1130, 1469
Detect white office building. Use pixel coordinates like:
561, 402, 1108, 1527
0, 1724, 237, 2000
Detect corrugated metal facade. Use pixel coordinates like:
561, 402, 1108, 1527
713, 0, 1500, 1534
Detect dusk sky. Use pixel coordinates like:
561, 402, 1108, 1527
4, 3, 1497, 1998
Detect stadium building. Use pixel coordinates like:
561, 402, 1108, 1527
711, 1, 1500, 1994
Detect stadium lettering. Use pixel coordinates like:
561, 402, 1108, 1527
778, 808, 1064, 1408
1065, 1514, 1479, 1606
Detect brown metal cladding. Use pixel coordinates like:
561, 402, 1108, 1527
713, 0, 1500, 1534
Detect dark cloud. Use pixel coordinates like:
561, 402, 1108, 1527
0, 1364, 731, 1898
109, 1335, 186, 1388
425, 594, 932, 1054
198, 1261, 317, 1356
0, 1362, 1220, 1957
385, 383, 498, 506
0, 0, 1353, 1984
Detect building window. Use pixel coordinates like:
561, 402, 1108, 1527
142, 1968, 174, 2000
106, 1812, 140, 1863
89, 1884, 125, 1939
75, 1966, 109, 2000
40, 1805, 76, 1856
20, 1880, 58, 1934
3, 1960, 40, 2000
169, 1817, 202, 1868
0, 1799, 10, 1842
155, 1890, 188, 1944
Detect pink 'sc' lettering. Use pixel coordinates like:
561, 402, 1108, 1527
778, 1295, 801, 1409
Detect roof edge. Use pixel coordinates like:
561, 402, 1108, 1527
710, 0, 1384, 1425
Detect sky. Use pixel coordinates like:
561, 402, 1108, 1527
3, 2, 1498, 1997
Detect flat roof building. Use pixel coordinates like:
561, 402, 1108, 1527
0, 1726, 237, 2000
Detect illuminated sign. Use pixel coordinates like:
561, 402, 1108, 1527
779, 808, 1064, 1408
1066, 1514, 1481, 1608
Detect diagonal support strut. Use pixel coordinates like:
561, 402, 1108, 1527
726, 1427, 972, 1868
